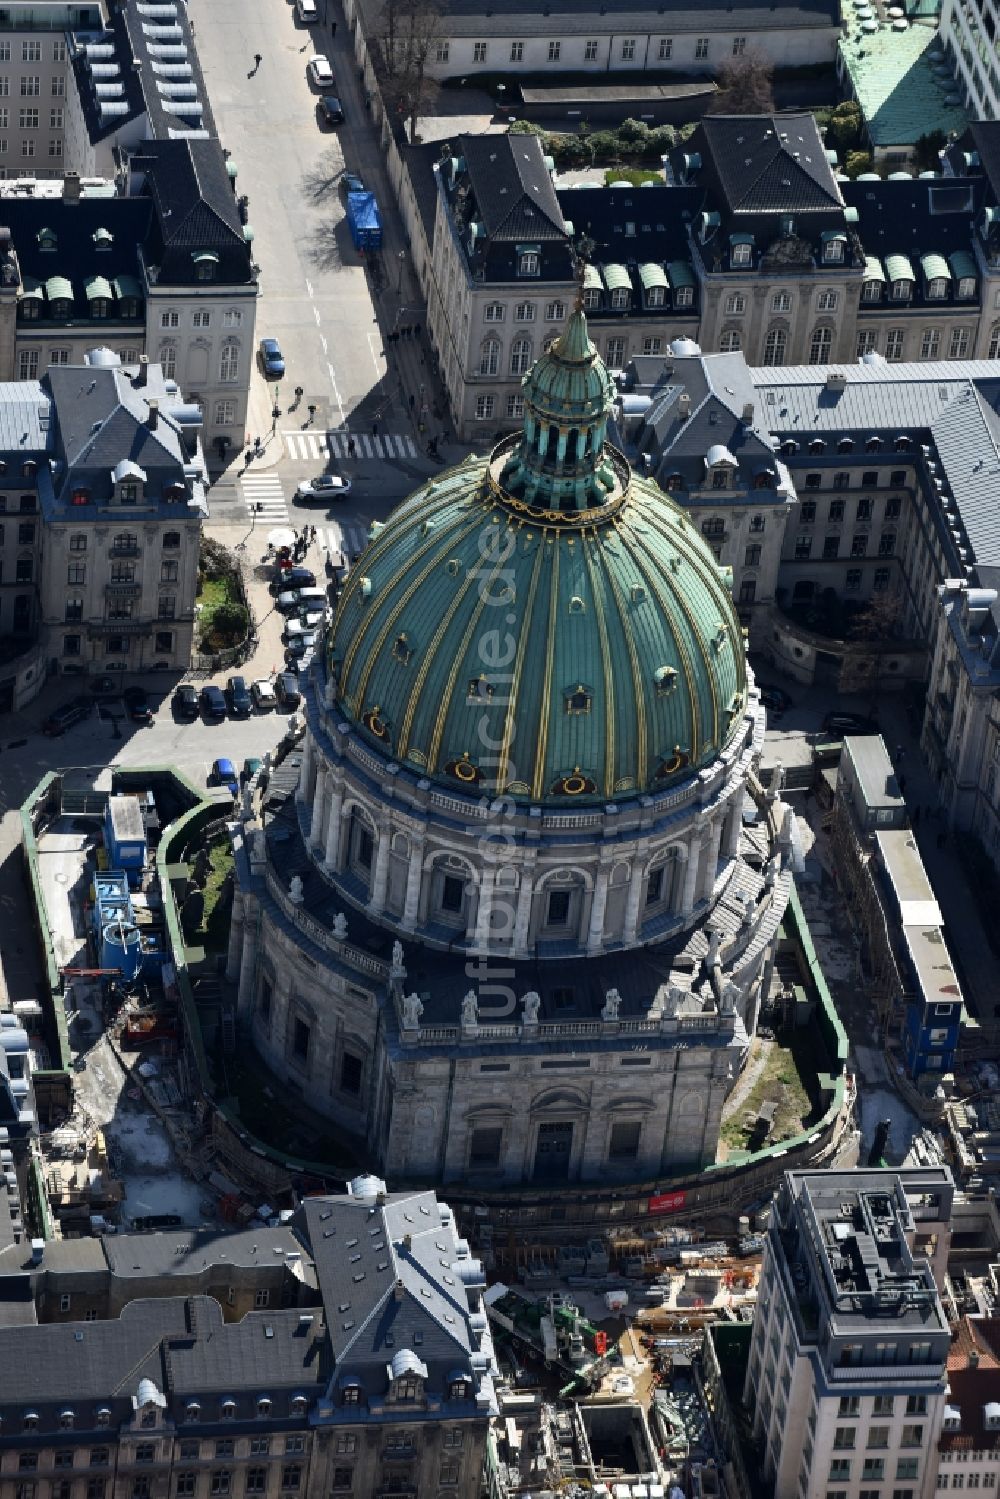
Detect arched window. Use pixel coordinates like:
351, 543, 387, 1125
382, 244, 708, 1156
479, 337, 500, 377
542, 330, 558, 354
219, 341, 239, 383
158, 342, 177, 381
163, 531, 180, 549
809, 327, 833, 366
762, 326, 787, 366
719, 329, 742, 353
990, 324, 1000, 360
509, 337, 532, 376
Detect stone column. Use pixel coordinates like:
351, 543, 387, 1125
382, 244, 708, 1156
622, 859, 646, 945
724, 798, 742, 859
586, 864, 610, 953
225, 891, 244, 983
700, 818, 724, 901
370, 822, 391, 914
512, 866, 535, 956
236, 918, 257, 1023
323, 780, 345, 871
402, 839, 425, 929
297, 734, 314, 803
473, 866, 496, 951
680, 838, 702, 916
308, 767, 326, 847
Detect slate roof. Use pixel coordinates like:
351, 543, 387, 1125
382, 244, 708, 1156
102, 1225, 310, 1281
963, 121, 1000, 201
45, 362, 189, 503
359, 0, 839, 29
301, 1191, 496, 1410
695, 114, 843, 215
555, 182, 700, 313
843, 176, 984, 308
7, 198, 151, 323
930, 387, 1000, 569
460, 135, 567, 242
750, 361, 1000, 435
136, 139, 253, 287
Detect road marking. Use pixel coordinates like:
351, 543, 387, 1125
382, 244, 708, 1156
319, 333, 328, 354
313, 306, 322, 327
305, 278, 314, 298
281, 429, 417, 462
240, 472, 289, 521
327, 362, 346, 427
317, 522, 371, 558
367, 330, 382, 375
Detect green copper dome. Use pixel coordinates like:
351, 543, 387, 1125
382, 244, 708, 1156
327, 313, 747, 806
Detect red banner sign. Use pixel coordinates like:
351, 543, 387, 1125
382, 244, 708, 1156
648, 1190, 687, 1215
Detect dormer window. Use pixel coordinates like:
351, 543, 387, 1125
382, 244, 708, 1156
220, 1400, 236, 1421
927, 277, 947, 300
342, 1385, 360, 1406
665, 472, 683, 492
712, 467, 728, 489
290, 1396, 308, 1417
22, 461, 36, 477
891, 280, 912, 303
583, 287, 600, 309
256, 1398, 271, 1418
96, 1409, 110, 1428
59, 1411, 75, 1431
565, 685, 592, 716
192, 251, 219, 282
395, 1378, 419, 1401
392, 634, 412, 664
517, 248, 539, 278
448, 1378, 468, 1400
959, 277, 975, 298
730, 235, 753, 268
468, 676, 494, 702
92, 227, 113, 250
610, 286, 629, 310
37, 227, 56, 251
674, 284, 694, 308
862, 280, 882, 303
184, 1402, 200, 1424
120, 484, 138, 504
646, 284, 665, 307
821, 232, 846, 264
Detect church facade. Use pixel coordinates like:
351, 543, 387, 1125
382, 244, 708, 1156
227, 314, 793, 1189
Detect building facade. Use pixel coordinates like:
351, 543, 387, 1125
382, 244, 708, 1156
745, 1167, 954, 1499
228, 310, 795, 1190
0, 1178, 496, 1499
421, 121, 1000, 441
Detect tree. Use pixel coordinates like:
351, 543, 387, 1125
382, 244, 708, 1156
914, 129, 946, 173
844, 151, 874, 180
707, 54, 775, 115
376, 0, 443, 145
207, 601, 249, 645
827, 100, 864, 151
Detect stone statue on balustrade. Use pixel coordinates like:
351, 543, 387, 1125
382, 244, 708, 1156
332, 912, 348, 940
289, 875, 304, 904
401, 992, 423, 1029
601, 988, 621, 1021
521, 990, 541, 1025
461, 990, 478, 1028
391, 940, 405, 974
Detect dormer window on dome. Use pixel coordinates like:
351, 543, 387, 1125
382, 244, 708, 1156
654, 666, 678, 696
392, 633, 412, 665
565, 685, 592, 715
467, 676, 494, 702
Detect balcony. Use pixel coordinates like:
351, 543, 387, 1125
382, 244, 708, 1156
106, 581, 142, 598
109, 542, 141, 558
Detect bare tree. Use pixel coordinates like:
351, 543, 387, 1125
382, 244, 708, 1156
839, 588, 904, 704
375, 0, 442, 144
707, 53, 776, 115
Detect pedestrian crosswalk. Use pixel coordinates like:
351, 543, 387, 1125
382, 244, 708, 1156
240, 472, 289, 522
282, 430, 418, 463
314, 522, 374, 560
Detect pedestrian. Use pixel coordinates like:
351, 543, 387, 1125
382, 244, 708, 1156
372, 421, 379, 438
898, 772, 907, 794
408, 393, 415, 410
347, 436, 357, 459
895, 743, 905, 764
310, 525, 317, 542
330, 18, 337, 34
413, 322, 421, 338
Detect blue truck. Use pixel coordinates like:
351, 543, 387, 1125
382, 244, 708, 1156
346, 190, 383, 252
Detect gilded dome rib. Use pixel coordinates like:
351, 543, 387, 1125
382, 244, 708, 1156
592, 528, 648, 791
497, 537, 546, 796
530, 538, 560, 801
580, 532, 616, 798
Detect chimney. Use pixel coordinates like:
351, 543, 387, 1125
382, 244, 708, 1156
63, 172, 81, 203
678, 392, 690, 421
394, 1280, 405, 1301
147, 399, 158, 430
30, 1239, 44, 1264
137, 354, 149, 387
742, 401, 754, 424
970, 1350, 980, 1368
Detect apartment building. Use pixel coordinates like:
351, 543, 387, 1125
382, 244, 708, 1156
418, 119, 1000, 440
745, 1168, 953, 1499
0, 1178, 497, 1499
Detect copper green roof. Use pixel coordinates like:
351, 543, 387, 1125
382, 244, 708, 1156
327, 310, 745, 807
667, 261, 695, 289
949, 251, 977, 281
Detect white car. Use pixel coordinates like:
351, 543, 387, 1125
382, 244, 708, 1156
307, 54, 334, 87
295, 608, 326, 630
295, 474, 351, 501
250, 678, 278, 711
283, 617, 314, 640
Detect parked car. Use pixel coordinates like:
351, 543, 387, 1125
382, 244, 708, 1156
209, 758, 239, 797
258, 337, 285, 379
295, 473, 351, 501
275, 672, 301, 709
820, 711, 878, 738
282, 617, 317, 641
759, 683, 794, 716
285, 630, 319, 659
250, 678, 277, 711
294, 608, 326, 630
307, 54, 334, 87
270, 566, 316, 595
295, 0, 317, 19
42, 697, 92, 736
319, 95, 344, 126
200, 684, 226, 720
226, 675, 252, 717
123, 686, 153, 724
339, 171, 365, 197
241, 756, 264, 786
172, 683, 200, 720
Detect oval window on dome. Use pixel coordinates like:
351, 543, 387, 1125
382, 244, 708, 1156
445, 753, 483, 784
363, 706, 391, 742
551, 767, 597, 797
655, 747, 691, 780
